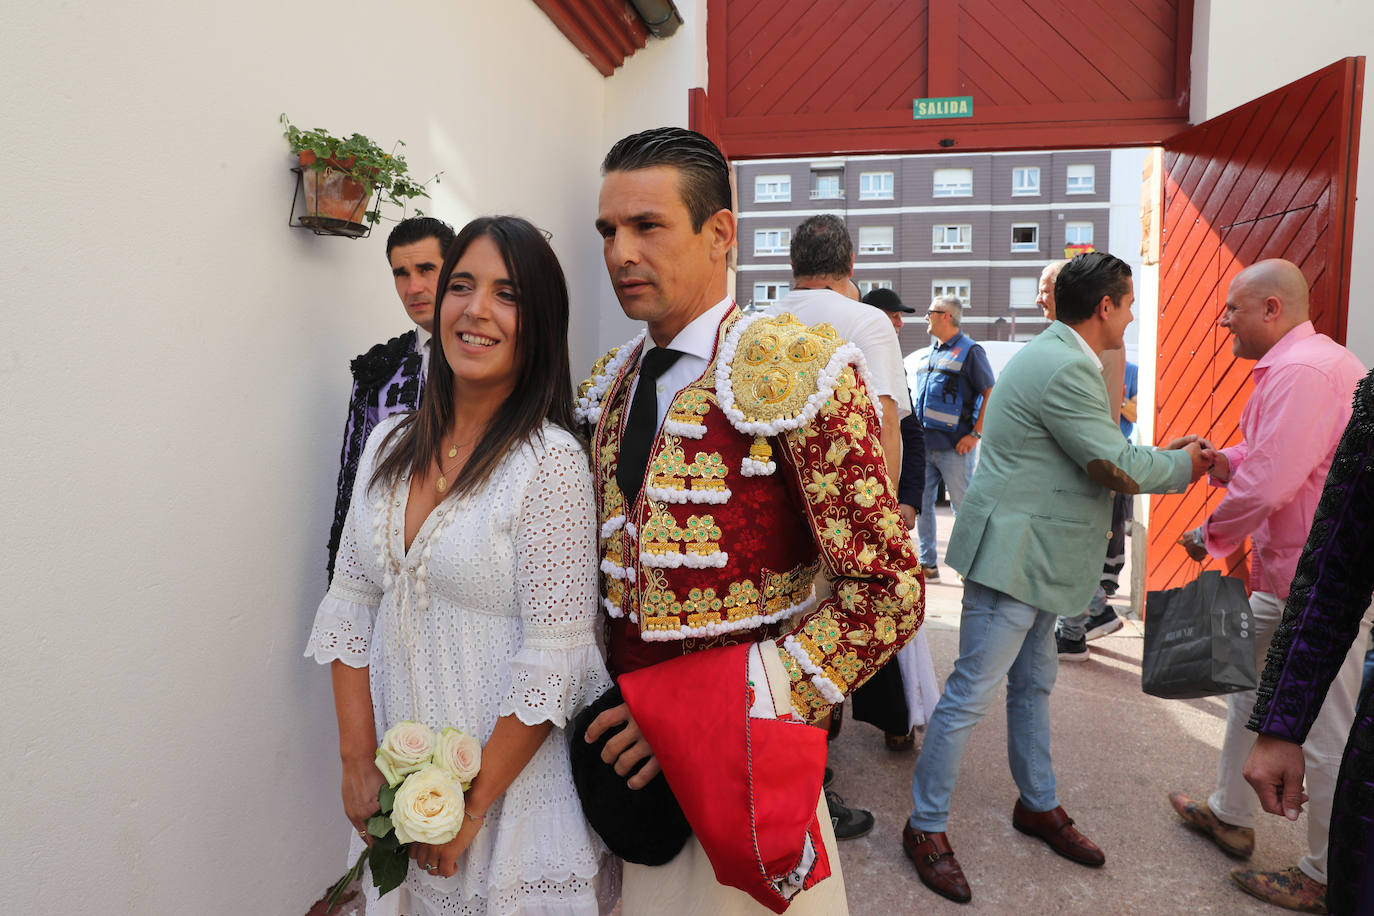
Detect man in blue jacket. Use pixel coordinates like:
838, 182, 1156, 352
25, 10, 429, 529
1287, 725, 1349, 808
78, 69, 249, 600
902, 252, 1211, 904
911, 297, 994, 579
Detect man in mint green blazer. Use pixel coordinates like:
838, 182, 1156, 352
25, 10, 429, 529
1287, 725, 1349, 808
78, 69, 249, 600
902, 252, 1212, 904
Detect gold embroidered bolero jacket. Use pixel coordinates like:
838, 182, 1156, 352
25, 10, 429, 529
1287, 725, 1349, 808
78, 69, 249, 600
576, 306, 925, 722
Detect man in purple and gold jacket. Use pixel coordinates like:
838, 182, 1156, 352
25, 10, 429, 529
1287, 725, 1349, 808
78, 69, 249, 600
325, 216, 454, 580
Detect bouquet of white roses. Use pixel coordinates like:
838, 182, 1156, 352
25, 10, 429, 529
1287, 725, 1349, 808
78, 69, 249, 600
326, 721, 482, 911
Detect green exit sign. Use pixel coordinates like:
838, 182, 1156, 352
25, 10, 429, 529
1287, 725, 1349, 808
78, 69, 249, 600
913, 96, 973, 120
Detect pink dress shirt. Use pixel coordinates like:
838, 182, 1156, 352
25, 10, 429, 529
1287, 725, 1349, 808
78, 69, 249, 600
1203, 321, 1365, 599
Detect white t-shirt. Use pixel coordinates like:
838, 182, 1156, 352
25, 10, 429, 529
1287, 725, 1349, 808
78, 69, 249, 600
769, 288, 911, 424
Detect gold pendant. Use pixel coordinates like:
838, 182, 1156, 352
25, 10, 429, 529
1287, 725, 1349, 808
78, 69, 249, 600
436, 474, 449, 494
447, 445, 458, 459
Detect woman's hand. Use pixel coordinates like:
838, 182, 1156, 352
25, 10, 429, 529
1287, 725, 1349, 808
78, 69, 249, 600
409, 816, 481, 878
342, 756, 386, 844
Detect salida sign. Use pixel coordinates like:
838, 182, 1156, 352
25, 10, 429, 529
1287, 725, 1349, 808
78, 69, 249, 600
912, 96, 973, 120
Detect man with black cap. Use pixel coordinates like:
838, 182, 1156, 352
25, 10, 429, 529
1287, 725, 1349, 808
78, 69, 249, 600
863, 288, 925, 530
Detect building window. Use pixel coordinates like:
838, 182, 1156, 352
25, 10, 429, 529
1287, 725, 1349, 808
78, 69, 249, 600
933, 168, 973, 197
1065, 222, 1094, 246
859, 171, 894, 200
810, 172, 843, 199
857, 279, 894, 295
1009, 276, 1039, 309
857, 226, 894, 254
754, 229, 791, 256
1066, 164, 1095, 194
754, 175, 791, 202
752, 282, 789, 308
932, 280, 971, 308
1010, 223, 1040, 252
932, 224, 972, 253
1012, 167, 1040, 196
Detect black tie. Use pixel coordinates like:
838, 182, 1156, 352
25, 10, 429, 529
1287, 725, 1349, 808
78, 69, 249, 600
617, 347, 684, 506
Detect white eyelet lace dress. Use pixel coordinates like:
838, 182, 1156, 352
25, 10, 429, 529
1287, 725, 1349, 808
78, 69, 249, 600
306, 416, 618, 916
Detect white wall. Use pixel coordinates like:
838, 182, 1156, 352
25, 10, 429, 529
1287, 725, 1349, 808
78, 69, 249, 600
0, 2, 620, 913
1192, 0, 1374, 364
1109, 147, 1151, 365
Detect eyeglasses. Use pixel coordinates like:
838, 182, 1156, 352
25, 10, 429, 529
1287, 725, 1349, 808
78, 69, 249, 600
926, 310, 947, 317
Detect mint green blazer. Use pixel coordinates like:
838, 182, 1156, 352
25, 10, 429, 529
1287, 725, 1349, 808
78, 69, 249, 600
946, 322, 1190, 615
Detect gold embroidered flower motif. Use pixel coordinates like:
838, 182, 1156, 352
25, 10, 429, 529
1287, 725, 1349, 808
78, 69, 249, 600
642, 588, 679, 617
850, 475, 884, 507
873, 594, 902, 617
836, 581, 862, 611
894, 571, 923, 609
805, 470, 841, 503
724, 580, 761, 609
844, 413, 869, 442
832, 370, 856, 404
834, 652, 863, 684
683, 587, 723, 615
820, 516, 853, 547
876, 507, 905, 539
825, 439, 852, 466
803, 616, 842, 654
681, 515, 722, 543
856, 544, 878, 566
874, 616, 897, 644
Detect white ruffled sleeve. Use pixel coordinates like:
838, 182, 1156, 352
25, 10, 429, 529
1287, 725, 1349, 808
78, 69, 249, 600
501, 429, 613, 727
304, 417, 394, 667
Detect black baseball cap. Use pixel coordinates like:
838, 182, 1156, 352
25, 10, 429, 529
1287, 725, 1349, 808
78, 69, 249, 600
862, 287, 916, 313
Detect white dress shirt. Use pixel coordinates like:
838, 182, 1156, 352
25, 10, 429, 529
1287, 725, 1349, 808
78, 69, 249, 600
627, 297, 734, 431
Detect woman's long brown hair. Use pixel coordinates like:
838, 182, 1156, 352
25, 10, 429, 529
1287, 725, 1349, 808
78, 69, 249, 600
369, 215, 577, 499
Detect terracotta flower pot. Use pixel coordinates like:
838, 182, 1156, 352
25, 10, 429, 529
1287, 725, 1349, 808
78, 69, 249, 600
298, 151, 372, 225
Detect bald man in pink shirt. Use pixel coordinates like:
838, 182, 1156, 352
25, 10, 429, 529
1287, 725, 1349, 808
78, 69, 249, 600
1169, 259, 1367, 913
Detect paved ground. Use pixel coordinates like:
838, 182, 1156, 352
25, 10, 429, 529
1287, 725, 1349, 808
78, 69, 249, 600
312, 506, 1310, 915
829, 505, 1307, 915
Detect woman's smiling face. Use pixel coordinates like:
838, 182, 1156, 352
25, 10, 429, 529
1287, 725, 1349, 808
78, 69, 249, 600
438, 234, 521, 395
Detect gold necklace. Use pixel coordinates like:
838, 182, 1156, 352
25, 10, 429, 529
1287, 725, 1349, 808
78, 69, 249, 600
435, 435, 479, 494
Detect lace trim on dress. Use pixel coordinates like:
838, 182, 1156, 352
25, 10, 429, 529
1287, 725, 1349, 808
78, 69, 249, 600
304, 593, 377, 667
500, 643, 614, 728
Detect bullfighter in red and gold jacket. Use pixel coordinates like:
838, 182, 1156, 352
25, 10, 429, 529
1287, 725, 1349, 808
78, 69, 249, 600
578, 308, 925, 721
582, 126, 923, 915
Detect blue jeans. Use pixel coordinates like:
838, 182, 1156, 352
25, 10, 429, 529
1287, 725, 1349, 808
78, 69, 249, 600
1058, 586, 1108, 641
909, 581, 1060, 831
917, 446, 975, 568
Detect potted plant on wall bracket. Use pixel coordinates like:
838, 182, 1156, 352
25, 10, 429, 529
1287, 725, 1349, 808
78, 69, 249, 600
281, 114, 441, 239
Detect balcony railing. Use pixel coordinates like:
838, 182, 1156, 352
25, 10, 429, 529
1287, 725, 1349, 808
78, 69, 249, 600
809, 188, 845, 199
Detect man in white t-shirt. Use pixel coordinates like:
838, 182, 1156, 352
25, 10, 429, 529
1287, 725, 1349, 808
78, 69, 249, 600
769, 214, 908, 484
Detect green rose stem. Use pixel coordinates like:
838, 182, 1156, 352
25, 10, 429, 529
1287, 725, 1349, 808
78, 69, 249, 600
324, 780, 409, 910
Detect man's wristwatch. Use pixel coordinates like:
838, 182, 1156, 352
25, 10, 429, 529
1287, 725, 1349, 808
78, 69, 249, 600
970, 431, 981, 440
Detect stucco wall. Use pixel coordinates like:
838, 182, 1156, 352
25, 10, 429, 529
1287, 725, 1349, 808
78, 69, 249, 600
1192, 0, 1374, 364
0, 1, 639, 912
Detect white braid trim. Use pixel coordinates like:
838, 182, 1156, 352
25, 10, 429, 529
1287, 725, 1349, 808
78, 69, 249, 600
601, 596, 625, 619
644, 485, 732, 505
716, 314, 873, 437
625, 521, 637, 540
639, 550, 729, 569
662, 419, 707, 439
599, 557, 636, 583
639, 592, 818, 642
740, 457, 776, 476
574, 331, 645, 425
600, 515, 626, 539
782, 635, 846, 704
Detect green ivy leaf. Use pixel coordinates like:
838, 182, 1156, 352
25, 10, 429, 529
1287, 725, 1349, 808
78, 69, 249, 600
366, 814, 392, 838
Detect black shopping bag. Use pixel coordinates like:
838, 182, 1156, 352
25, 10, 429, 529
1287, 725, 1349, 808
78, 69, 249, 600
1142, 570, 1256, 699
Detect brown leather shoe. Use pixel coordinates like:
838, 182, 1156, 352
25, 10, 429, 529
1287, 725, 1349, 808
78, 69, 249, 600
1011, 800, 1106, 867
1169, 791, 1255, 858
902, 824, 972, 903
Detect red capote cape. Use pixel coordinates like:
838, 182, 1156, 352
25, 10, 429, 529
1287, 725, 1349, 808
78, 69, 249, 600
619, 643, 831, 913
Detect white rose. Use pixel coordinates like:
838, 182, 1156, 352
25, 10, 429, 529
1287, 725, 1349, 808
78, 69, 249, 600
391, 764, 465, 846
375, 721, 436, 787
433, 727, 481, 789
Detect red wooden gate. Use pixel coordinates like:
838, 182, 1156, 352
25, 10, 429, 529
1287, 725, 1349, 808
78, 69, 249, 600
1147, 58, 1364, 592
702, 0, 1192, 156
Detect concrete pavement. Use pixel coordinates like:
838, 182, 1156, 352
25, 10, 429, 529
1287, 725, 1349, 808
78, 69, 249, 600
829, 505, 1308, 915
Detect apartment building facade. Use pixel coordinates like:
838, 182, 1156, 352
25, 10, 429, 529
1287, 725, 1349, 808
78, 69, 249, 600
735, 151, 1113, 352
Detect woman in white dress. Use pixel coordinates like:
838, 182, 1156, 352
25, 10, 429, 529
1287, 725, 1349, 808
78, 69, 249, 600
306, 216, 617, 915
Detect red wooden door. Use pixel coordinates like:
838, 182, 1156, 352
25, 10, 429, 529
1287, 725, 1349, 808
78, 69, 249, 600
1147, 58, 1364, 593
